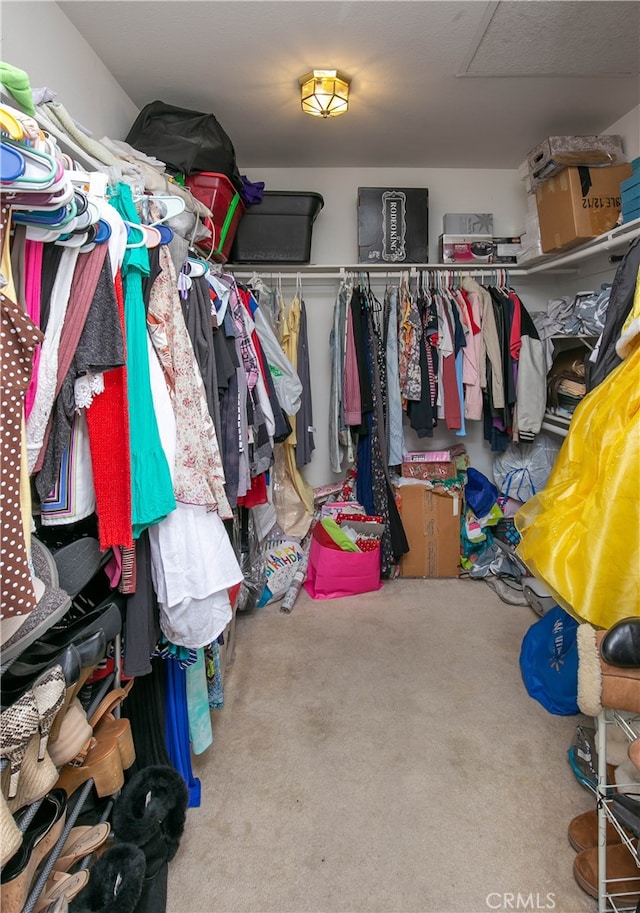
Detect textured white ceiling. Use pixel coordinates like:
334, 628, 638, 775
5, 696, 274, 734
56, 0, 640, 169
463, 0, 640, 76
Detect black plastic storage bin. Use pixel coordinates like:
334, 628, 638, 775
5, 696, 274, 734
230, 191, 324, 263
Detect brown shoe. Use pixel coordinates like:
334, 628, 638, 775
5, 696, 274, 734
568, 808, 625, 852
573, 842, 640, 901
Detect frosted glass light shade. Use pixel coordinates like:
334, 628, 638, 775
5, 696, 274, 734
299, 69, 350, 118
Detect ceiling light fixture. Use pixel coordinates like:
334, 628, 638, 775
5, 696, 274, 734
298, 69, 350, 119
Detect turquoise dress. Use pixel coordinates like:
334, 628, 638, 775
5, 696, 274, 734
109, 183, 175, 538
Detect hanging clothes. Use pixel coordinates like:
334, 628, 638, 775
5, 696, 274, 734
384, 284, 405, 466
280, 292, 314, 517
586, 236, 640, 391
23, 238, 43, 422
25, 246, 80, 474
294, 294, 315, 469
109, 182, 176, 538
407, 286, 437, 437
398, 277, 422, 404
352, 286, 409, 574
83, 207, 133, 551
37, 252, 125, 508
181, 271, 223, 447
148, 245, 231, 516
329, 278, 355, 474
513, 300, 546, 442
0, 206, 42, 624
457, 286, 483, 420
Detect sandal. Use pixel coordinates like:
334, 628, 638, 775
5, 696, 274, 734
53, 823, 111, 873
33, 870, 89, 913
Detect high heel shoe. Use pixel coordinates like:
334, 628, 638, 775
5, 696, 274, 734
0, 690, 40, 798
89, 682, 136, 771
31, 664, 66, 760
48, 698, 93, 769
55, 731, 124, 799
47, 646, 81, 745
3, 732, 60, 814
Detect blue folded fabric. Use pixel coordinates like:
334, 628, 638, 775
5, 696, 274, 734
164, 660, 201, 808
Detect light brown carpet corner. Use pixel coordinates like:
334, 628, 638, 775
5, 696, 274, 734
167, 579, 597, 913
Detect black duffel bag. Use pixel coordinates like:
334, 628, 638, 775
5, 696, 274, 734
125, 100, 243, 190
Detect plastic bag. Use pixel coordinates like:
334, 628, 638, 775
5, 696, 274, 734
271, 446, 312, 540
519, 605, 579, 716
257, 538, 306, 607
125, 100, 243, 189
465, 467, 499, 518
493, 435, 560, 503
467, 541, 525, 579
235, 508, 267, 613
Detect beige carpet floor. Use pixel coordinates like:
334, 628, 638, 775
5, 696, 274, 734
166, 579, 598, 913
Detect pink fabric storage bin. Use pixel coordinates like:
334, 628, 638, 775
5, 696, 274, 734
303, 537, 382, 600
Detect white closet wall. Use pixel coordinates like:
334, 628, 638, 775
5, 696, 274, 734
2, 0, 138, 138
241, 166, 528, 265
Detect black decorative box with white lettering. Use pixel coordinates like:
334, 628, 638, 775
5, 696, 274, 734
357, 187, 429, 264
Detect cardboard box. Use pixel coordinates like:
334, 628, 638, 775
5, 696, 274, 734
358, 187, 428, 264
443, 213, 493, 235
439, 234, 494, 263
395, 483, 462, 578
401, 445, 468, 482
493, 236, 522, 263
535, 163, 633, 253
527, 135, 626, 190
403, 447, 465, 463
401, 460, 457, 481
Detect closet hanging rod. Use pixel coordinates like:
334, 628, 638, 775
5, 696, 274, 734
230, 270, 357, 281
228, 265, 533, 281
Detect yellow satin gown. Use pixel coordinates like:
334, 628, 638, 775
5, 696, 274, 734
515, 291, 640, 629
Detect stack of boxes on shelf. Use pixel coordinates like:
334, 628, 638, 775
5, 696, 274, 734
621, 157, 640, 225
438, 214, 522, 266
519, 134, 632, 262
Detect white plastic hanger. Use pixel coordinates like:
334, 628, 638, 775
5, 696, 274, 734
124, 223, 147, 249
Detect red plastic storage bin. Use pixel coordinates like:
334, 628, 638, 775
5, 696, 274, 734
185, 171, 245, 263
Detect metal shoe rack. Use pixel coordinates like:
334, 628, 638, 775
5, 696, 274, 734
596, 709, 640, 913
1, 627, 123, 912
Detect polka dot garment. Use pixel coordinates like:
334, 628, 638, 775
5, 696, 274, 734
0, 207, 43, 620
